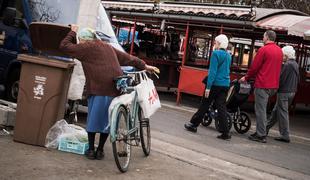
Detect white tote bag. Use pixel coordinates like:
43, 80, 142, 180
136, 72, 161, 118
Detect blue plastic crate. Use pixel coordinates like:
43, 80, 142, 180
58, 137, 89, 155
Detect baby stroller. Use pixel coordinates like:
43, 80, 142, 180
201, 80, 252, 134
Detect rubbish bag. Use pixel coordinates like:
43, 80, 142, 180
45, 119, 87, 149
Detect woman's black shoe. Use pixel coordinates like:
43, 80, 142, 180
274, 137, 290, 143
96, 150, 105, 160
85, 149, 96, 160
184, 123, 197, 133
217, 134, 231, 140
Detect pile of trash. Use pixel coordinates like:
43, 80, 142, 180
45, 119, 88, 154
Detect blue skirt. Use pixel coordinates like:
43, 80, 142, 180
86, 96, 114, 133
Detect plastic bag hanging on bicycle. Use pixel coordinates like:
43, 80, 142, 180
135, 71, 161, 118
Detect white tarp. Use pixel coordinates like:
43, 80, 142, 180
29, 0, 123, 51
29, 0, 124, 100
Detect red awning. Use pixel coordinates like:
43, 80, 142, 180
256, 14, 310, 37
288, 18, 310, 37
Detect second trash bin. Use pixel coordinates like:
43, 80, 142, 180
14, 23, 75, 146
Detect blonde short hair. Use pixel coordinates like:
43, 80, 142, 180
215, 34, 229, 49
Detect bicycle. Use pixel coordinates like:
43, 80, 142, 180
109, 69, 152, 173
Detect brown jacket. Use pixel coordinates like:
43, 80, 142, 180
60, 31, 146, 97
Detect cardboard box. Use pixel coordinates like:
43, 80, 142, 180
0, 104, 16, 126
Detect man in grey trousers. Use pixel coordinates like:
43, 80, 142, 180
266, 46, 299, 143
240, 30, 283, 143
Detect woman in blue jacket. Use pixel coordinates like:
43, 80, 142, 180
184, 34, 232, 140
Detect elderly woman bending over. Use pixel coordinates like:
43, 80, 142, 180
60, 25, 157, 160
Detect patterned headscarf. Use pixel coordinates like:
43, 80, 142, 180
78, 28, 96, 41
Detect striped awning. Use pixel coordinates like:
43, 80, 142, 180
102, 1, 154, 12
288, 18, 310, 37
256, 14, 310, 37
102, 1, 253, 20
158, 3, 252, 18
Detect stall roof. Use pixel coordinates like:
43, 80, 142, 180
254, 8, 307, 21
103, 1, 309, 37
102, 1, 307, 21
158, 2, 253, 21
256, 14, 310, 36
103, 1, 253, 21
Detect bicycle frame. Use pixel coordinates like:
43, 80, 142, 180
109, 71, 145, 143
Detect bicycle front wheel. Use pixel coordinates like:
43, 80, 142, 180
112, 106, 131, 173
139, 107, 151, 156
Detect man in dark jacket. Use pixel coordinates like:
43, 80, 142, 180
266, 46, 299, 143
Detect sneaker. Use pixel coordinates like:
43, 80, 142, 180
217, 134, 231, 140
96, 149, 105, 160
274, 137, 290, 143
184, 123, 197, 133
85, 149, 96, 160
248, 134, 266, 143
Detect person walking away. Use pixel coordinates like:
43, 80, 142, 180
266, 46, 299, 143
184, 34, 232, 140
60, 25, 157, 160
239, 30, 283, 143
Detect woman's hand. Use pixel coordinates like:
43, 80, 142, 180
205, 89, 210, 98
145, 65, 160, 74
239, 76, 247, 84
70, 24, 79, 33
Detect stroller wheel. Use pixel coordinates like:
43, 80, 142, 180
215, 112, 232, 132
201, 113, 212, 127
234, 112, 251, 134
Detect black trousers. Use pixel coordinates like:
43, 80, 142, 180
190, 86, 230, 134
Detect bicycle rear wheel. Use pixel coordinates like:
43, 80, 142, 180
139, 107, 151, 156
112, 106, 131, 173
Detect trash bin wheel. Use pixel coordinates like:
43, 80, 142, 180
6, 68, 20, 102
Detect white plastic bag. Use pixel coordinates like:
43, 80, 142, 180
68, 59, 86, 100
45, 119, 88, 149
136, 72, 161, 118
108, 91, 135, 123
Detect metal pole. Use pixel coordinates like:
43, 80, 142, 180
116, 24, 120, 39
248, 38, 255, 67
177, 22, 190, 105
127, 25, 132, 44
208, 32, 215, 66
220, 25, 223, 34
182, 23, 190, 66
130, 19, 137, 55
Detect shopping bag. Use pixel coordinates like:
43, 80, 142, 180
136, 72, 161, 118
